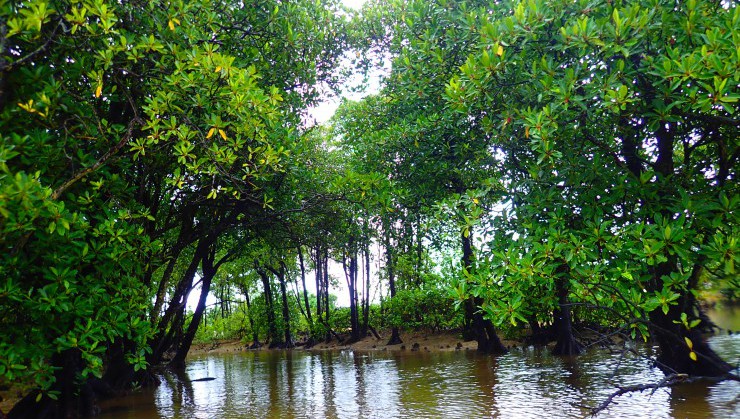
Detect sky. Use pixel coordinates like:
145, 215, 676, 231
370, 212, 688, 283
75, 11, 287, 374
307, 0, 376, 125
343, 0, 368, 10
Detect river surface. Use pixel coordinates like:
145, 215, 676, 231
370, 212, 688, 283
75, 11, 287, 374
99, 334, 738, 419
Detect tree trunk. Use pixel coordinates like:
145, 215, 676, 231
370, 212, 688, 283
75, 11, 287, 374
646, 125, 731, 376
241, 284, 261, 348
149, 245, 182, 322
256, 264, 280, 346
343, 237, 361, 343
170, 243, 218, 368
323, 248, 332, 342
468, 297, 508, 354
415, 214, 423, 286
462, 297, 477, 342
460, 229, 476, 341
649, 262, 732, 376
221, 284, 230, 318
268, 261, 294, 348
297, 246, 316, 347
461, 231, 507, 354
100, 337, 159, 397
314, 245, 323, 334
298, 246, 313, 325
361, 237, 371, 337
150, 211, 196, 325
651, 299, 732, 376
149, 238, 210, 365
384, 225, 403, 345
551, 274, 583, 356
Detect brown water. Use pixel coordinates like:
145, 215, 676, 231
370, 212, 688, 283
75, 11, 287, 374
98, 334, 738, 419
708, 304, 740, 332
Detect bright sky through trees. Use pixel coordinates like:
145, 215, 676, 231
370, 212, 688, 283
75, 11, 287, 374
190, 0, 373, 310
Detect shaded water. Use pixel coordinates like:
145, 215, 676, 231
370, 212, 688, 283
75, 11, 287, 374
708, 304, 740, 332
99, 334, 739, 419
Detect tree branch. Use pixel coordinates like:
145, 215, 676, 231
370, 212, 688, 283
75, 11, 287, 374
1, 18, 64, 73
678, 111, 740, 127
590, 373, 739, 415
51, 116, 143, 200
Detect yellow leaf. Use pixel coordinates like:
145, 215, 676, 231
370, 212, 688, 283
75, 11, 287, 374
473, 198, 479, 204
173, 18, 181, 24
95, 84, 102, 98
215, 66, 222, 73
689, 351, 697, 361
525, 126, 530, 138
18, 100, 35, 113
168, 20, 175, 31
684, 337, 693, 350
218, 129, 227, 140
206, 128, 215, 139
496, 45, 504, 56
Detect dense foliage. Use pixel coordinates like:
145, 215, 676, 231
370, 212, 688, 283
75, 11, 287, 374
2, 0, 354, 415
1, 0, 737, 416
444, 0, 738, 371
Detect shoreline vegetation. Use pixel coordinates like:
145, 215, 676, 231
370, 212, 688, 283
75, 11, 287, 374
188, 330, 490, 357
187, 319, 738, 358
186, 297, 739, 358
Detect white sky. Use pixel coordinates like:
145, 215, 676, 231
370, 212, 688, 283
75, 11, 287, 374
307, 0, 381, 125
307, 73, 384, 124
343, 0, 368, 10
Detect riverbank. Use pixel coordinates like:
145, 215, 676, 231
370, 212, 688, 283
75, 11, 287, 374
187, 329, 517, 357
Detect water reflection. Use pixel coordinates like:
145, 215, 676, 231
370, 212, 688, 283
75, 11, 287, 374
99, 335, 739, 419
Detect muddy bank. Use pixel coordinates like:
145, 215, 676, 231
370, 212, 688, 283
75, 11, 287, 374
186, 330, 523, 358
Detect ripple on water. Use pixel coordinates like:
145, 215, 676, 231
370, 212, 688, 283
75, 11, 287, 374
98, 334, 739, 419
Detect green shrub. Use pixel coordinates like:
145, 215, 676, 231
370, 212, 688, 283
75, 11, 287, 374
385, 288, 462, 332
